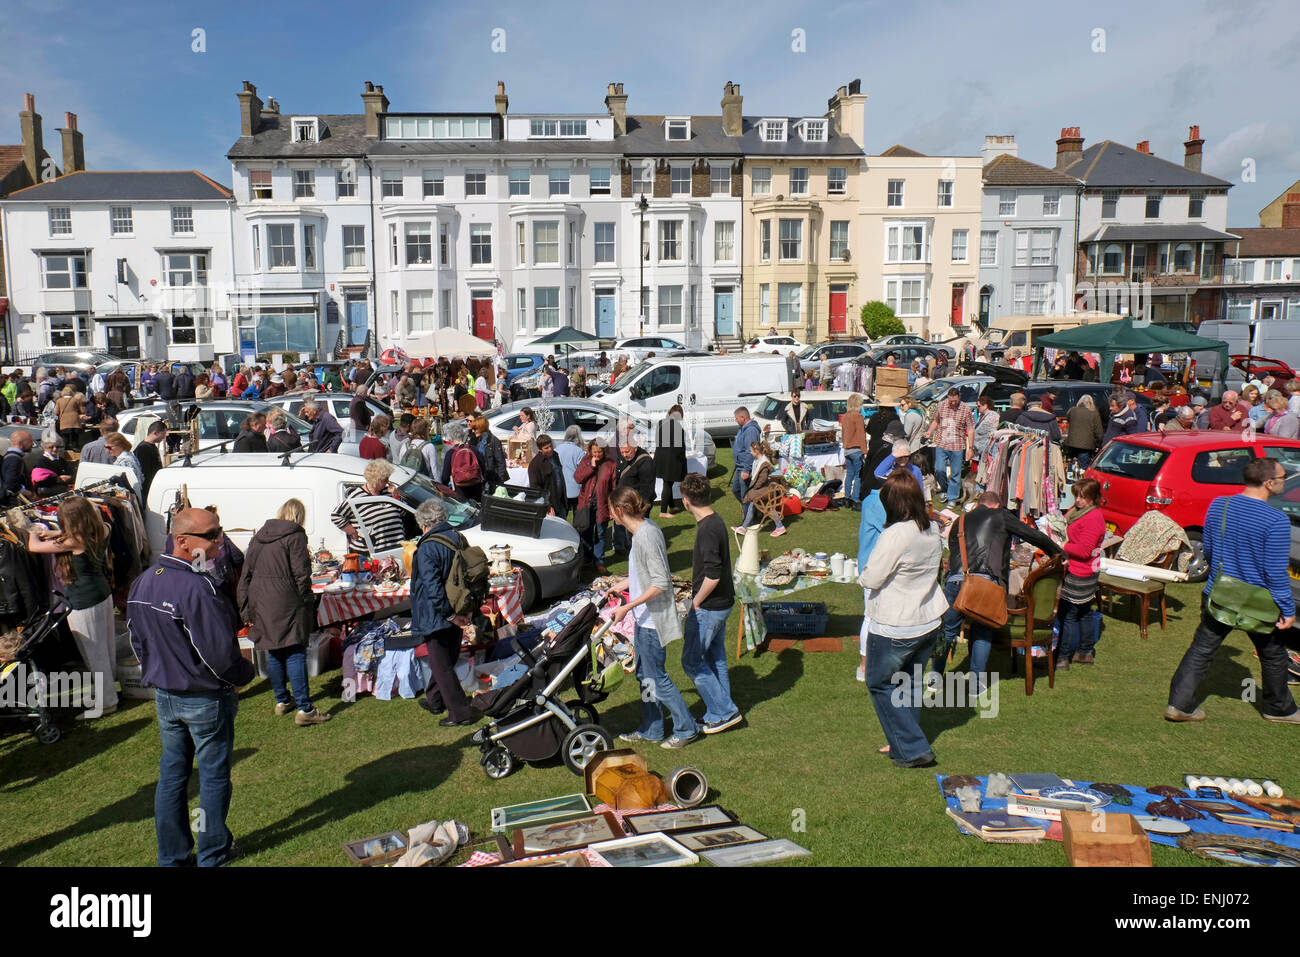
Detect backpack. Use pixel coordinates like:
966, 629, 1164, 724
400, 439, 431, 476
450, 445, 481, 486
424, 531, 490, 617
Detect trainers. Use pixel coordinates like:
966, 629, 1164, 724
1164, 705, 1206, 722
295, 707, 332, 726
703, 712, 743, 735
1263, 709, 1300, 724
661, 732, 700, 750
618, 731, 664, 744
770, 527, 787, 538
274, 703, 294, 717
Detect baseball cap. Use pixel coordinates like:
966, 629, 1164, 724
1191, 395, 1207, 408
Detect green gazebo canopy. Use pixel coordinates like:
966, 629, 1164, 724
1031, 317, 1230, 387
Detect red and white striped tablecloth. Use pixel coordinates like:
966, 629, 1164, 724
314, 571, 524, 628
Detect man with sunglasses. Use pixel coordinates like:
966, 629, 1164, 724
1167, 457, 1300, 724
128, 508, 255, 866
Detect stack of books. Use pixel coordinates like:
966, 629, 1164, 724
946, 807, 1048, 844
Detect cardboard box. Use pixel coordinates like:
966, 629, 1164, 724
1061, 810, 1152, 867
874, 366, 911, 404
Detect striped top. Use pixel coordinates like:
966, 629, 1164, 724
1202, 495, 1294, 619
331, 487, 408, 556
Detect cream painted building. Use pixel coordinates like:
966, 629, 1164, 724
860, 146, 982, 340
740, 81, 867, 344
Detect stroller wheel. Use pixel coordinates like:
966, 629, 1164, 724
481, 746, 516, 780
561, 723, 613, 775
35, 723, 62, 745
565, 700, 600, 726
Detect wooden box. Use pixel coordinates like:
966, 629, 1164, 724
803, 429, 836, 445
1061, 810, 1152, 867
874, 366, 911, 404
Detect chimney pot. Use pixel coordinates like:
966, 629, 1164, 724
365, 80, 374, 93
65, 111, 76, 130
23, 92, 35, 112
1189, 124, 1200, 140
1136, 140, 1150, 154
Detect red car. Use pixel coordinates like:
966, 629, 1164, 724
1085, 431, 1300, 581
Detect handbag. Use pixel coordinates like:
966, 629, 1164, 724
952, 515, 1009, 628
573, 498, 594, 533
1206, 499, 1279, 634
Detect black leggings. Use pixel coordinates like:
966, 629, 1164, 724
660, 476, 681, 513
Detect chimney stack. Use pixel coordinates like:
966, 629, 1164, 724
1055, 126, 1083, 169
981, 134, 1018, 166
264, 97, 280, 115
361, 80, 390, 137
1184, 124, 1204, 172
494, 80, 509, 117
605, 82, 627, 136
1136, 140, 1150, 154
720, 81, 743, 137
827, 78, 867, 149
59, 111, 84, 174
237, 80, 263, 137
19, 92, 43, 183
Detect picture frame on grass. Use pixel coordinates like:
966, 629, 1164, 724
491, 793, 593, 834
342, 831, 408, 866
511, 811, 623, 857
701, 838, 811, 867
672, 824, 767, 851
500, 851, 590, 867
622, 805, 735, 835
588, 833, 699, 867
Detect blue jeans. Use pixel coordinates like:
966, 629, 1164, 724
1068, 448, 1092, 471
633, 623, 699, 740
583, 520, 609, 565
1057, 599, 1099, 660
154, 688, 239, 867
681, 607, 737, 725
741, 502, 783, 530
265, 645, 312, 711
730, 469, 747, 505
937, 575, 992, 679
866, 626, 941, 765
844, 449, 864, 504
934, 446, 964, 501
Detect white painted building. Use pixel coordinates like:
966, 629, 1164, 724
0, 171, 234, 361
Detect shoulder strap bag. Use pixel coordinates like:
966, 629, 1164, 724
952, 514, 1009, 628
1206, 498, 1280, 634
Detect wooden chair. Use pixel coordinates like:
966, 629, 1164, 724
1097, 548, 1176, 640
1001, 555, 1065, 695
747, 484, 787, 531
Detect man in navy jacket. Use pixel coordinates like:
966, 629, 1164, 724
411, 499, 477, 728
731, 407, 761, 505
128, 507, 254, 867
302, 398, 344, 453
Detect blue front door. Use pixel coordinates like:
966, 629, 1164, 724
715, 290, 734, 336
347, 299, 368, 346
596, 293, 615, 339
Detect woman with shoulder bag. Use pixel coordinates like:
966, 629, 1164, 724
1054, 478, 1107, 671
654, 404, 688, 518
574, 438, 616, 574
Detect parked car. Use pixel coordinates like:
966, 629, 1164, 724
750, 391, 869, 438
262, 392, 397, 457
115, 400, 323, 454
611, 337, 687, 363
484, 397, 716, 467
28, 349, 116, 373
796, 342, 872, 375
503, 353, 546, 385
868, 344, 954, 368
1266, 472, 1300, 609
1231, 355, 1296, 386
1085, 431, 1300, 582
745, 334, 807, 357
872, 334, 929, 348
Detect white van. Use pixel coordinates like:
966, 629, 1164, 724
75, 451, 581, 608
597, 355, 791, 437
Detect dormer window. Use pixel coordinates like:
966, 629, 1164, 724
801, 119, 826, 142
665, 118, 691, 141
529, 118, 588, 138
292, 118, 319, 143
761, 119, 787, 143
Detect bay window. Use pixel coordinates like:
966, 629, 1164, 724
405, 222, 433, 265
777, 283, 801, 324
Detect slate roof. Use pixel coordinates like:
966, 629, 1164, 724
1060, 141, 1232, 189
983, 153, 1080, 186
1227, 227, 1300, 258
3, 170, 232, 201
1080, 224, 1239, 243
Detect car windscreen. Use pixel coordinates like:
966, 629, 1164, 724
611, 361, 651, 390
1268, 473, 1300, 526
1091, 442, 1168, 482
397, 473, 479, 529
755, 397, 786, 419
911, 380, 958, 403
797, 344, 822, 359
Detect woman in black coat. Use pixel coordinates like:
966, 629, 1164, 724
233, 412, 268, 453
237, 499, 330, 725
653, 404, 688, 518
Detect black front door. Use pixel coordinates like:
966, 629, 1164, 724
106, 325, 141, 359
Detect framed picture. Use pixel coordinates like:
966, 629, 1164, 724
512, 811, 623, 857
589, 833, 699, 868
673, 825, 767, 852
1240, 796, 1300, 823
701, 839, 812, 867
1210, 812, 1298, 833
1178, 833, 1300, 867
500, 851, 590, 868
622, 805, 736, 835
1182, 800, 1243, 815
491, 793, 592, 834
342, 831, 407, 866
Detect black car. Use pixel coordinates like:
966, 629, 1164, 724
865, 344, 953, 367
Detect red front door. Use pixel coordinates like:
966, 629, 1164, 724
472, 298, 493, 341
950, 284, 965, 327
829, 287, 847, 334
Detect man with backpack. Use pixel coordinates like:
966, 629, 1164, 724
528, 434, 568, 516
411, 498, 484, 728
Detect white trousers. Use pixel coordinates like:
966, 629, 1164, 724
68, 595, 119, 710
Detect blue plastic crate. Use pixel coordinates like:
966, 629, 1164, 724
760, 601, 829, 636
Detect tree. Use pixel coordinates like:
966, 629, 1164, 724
860, 301, 905, 340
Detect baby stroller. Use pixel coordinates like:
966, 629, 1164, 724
0, 596, 77, 744
470, 600, 617, 780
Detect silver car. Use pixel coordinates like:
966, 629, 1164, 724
796, 342, 872, 375
262, 392, 396, 457
115, 400, 318, 454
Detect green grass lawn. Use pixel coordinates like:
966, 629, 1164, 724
2, 448, 1295, 867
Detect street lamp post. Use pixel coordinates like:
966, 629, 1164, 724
638, 193, 649, 338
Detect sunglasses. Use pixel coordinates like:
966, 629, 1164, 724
181, 526, 223, 541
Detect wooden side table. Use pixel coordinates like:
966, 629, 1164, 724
1098, 573, 1167, 640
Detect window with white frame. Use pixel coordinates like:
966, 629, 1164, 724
1174, 242, 1194, 273
423, 169, 444, 198
407, 290, 435, 334
1200, 243, 1215, 280
658, 285, 682, 326
1042, 190, 1060, 216
169, 313, 211, 345
48, 314, 89, 347
1101, 190, 1118, 218
508, 168, 529, 197
887, 180, 904, 207
1012, 283, 1027, 315
253, 226, 261, 269
1102, 243, 1124, 274
41, 253, 87, 289
670, 166, 690, 196
759, 219, 771, 261
759, 284, 770, 325
659, 220, 682, 261
405, 222, 432, 265
517, 289, 527, 330
1031, 229, 1054, 265
548, 167, 570, 197
1157, 243, 1171, 274
567, 286, 575, 327
1028, 282, 1050, 315
171, 206, 194, 234
293, 169, 315, 199
529, 118, 588, 138
937, 180, 953, 207
470, 223, 492, 265
303, 224, 317, 270
998, 191, 1017, 216
1189, 190, 1205, 218
1265, 259, 1284, 281
342, 226, 365, 268
689, 223, 697, 265
1015, 230, 1030, 267
385, 116, 491, 139
516, 222, 526, 265
534, 287, 559, 328
828, 166, 847, 195
979, 230, 997, 266
761, 120, 786, 142
777, 283, 801, 324
534, 221, 559, 264
710, 164, 731, 195
752, 167, 772, 196
779, 219, 802, 261
590, 166, 611, 195
886, 222, 928, 263
292, 118, 317, 143
1234, 259, 1255, 282
465, 170, 486, 196
885, 278, 926, 317
1145, 192, 1161, 218
1086, 244, 1097, 275
594, 222, 616, 264
567, 223, 576, 265
381, 169, 403, 198
1133, 244, 1147, 276
631, 164, 653, 196
336, 166, 356, 198
388, 224, 397, 266
48, 206, 71, 235
714, 221, 735, 262
441, 290, 452, 328
801, 119, 826, 142
110, 206, 133, 234
268, 224, 295, 268
164, 252, 208, 286
439, 224, 449, 266
1226, 298, 1253, 321
789, 167, 809, 195
250, 169, 273, 200
390, 291, 399, 336
830, 220, 849, 260
951, 229, 968, 263
665, 118, 690, 141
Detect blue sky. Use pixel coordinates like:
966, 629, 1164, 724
4, 0, 1296, 223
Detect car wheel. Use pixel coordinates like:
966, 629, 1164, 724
1185, 529, 1209, 583
513, 563, 540, 611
